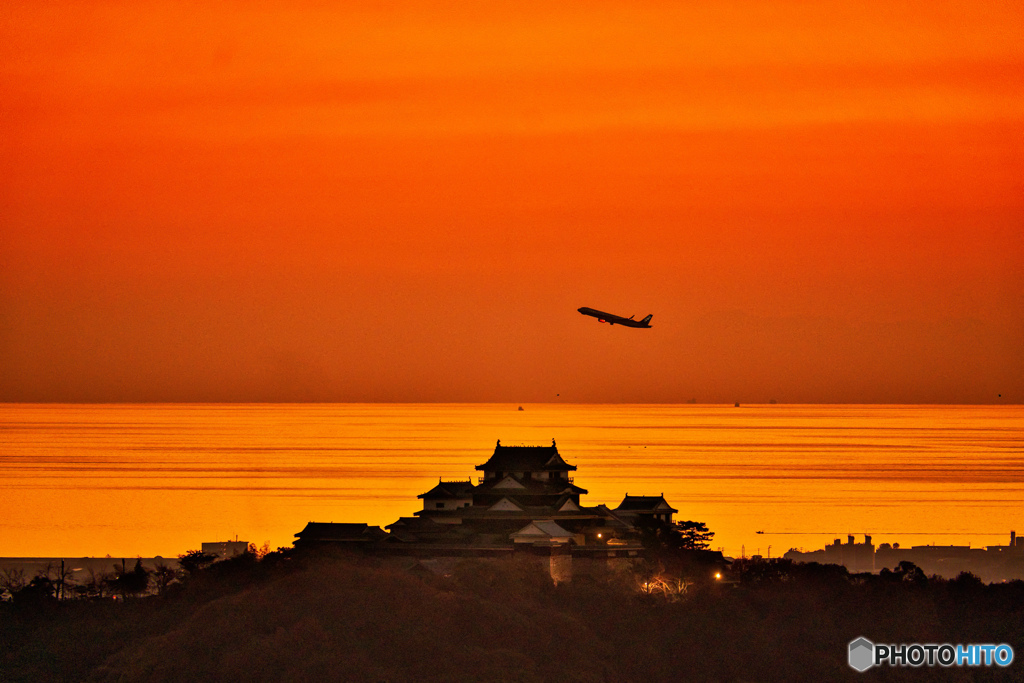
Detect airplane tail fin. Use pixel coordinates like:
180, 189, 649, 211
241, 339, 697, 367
640, 314, 653, 325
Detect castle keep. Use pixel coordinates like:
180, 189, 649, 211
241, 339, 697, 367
295, 440, 678, 570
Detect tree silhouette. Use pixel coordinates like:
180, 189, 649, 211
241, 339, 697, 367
152, 562, 178, 594
636, 518, 715, 551
29, 561, 74, 600
0, 568, 27, 595
17, 575, 57, 604
177, 550, 217, 575
125, 558, 150, 596
248, 542, 271, 560
80, 566, 114, 599
106, 558, 150, 599
879, 560, 928, 585
674, 520, 715, 550
633, 517, 724, 584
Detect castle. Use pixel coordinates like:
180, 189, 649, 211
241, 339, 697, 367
294, 440, 678, 574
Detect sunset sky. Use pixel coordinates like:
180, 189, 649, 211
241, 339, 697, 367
2, 0, 1021, 403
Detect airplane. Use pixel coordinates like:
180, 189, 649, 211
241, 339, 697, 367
577, 307, 653, 328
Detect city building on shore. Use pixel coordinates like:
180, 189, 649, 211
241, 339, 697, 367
784, 532, 1024, 582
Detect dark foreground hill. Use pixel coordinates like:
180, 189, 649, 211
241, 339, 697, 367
2, 550, 1022, 682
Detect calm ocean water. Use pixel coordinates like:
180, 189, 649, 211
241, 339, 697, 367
1, 403, 1021, 559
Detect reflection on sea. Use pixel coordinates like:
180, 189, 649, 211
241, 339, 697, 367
1, 404, 1021, 558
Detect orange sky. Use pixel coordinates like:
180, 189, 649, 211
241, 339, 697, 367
2, 0, 1022, 403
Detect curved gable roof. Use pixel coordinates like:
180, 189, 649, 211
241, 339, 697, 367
616, 494, 678, 513
417, 479, 476, 499
294, 522, 387, 541
489, 497, 525, 512
476, 444, 577, 472
511, 520, 575, 540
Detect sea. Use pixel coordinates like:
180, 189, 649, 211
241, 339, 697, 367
1, 404, 1021, 560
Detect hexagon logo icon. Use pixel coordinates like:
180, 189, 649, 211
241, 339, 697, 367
849, 637, 874, 672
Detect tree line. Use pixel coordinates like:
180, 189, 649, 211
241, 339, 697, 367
0, 544, 274, 604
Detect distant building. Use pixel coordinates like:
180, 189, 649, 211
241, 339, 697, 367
824, 535, 875, 573
784, 532, 1024, 581
201, 540, 250, 559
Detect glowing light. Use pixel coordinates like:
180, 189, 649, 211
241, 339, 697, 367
715, 572, 722, 580
597, 533, 602, 538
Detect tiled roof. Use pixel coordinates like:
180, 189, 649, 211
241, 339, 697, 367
426, 502, 599, 520
476, 443, 576, 472
511, 520, 576, 539
474, 476, 588, 496
385, 517, 447, 531
294, 522, 387, 541
417, 479, 476, 499
615, 495, 678, 513
587, 504, 636, 529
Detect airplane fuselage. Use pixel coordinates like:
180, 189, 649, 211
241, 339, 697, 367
577, 307, 652, 328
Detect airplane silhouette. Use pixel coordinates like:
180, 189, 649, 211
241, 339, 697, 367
577, 307, 653, 328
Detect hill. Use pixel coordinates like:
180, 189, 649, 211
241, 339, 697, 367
2, 550, 1022, 682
